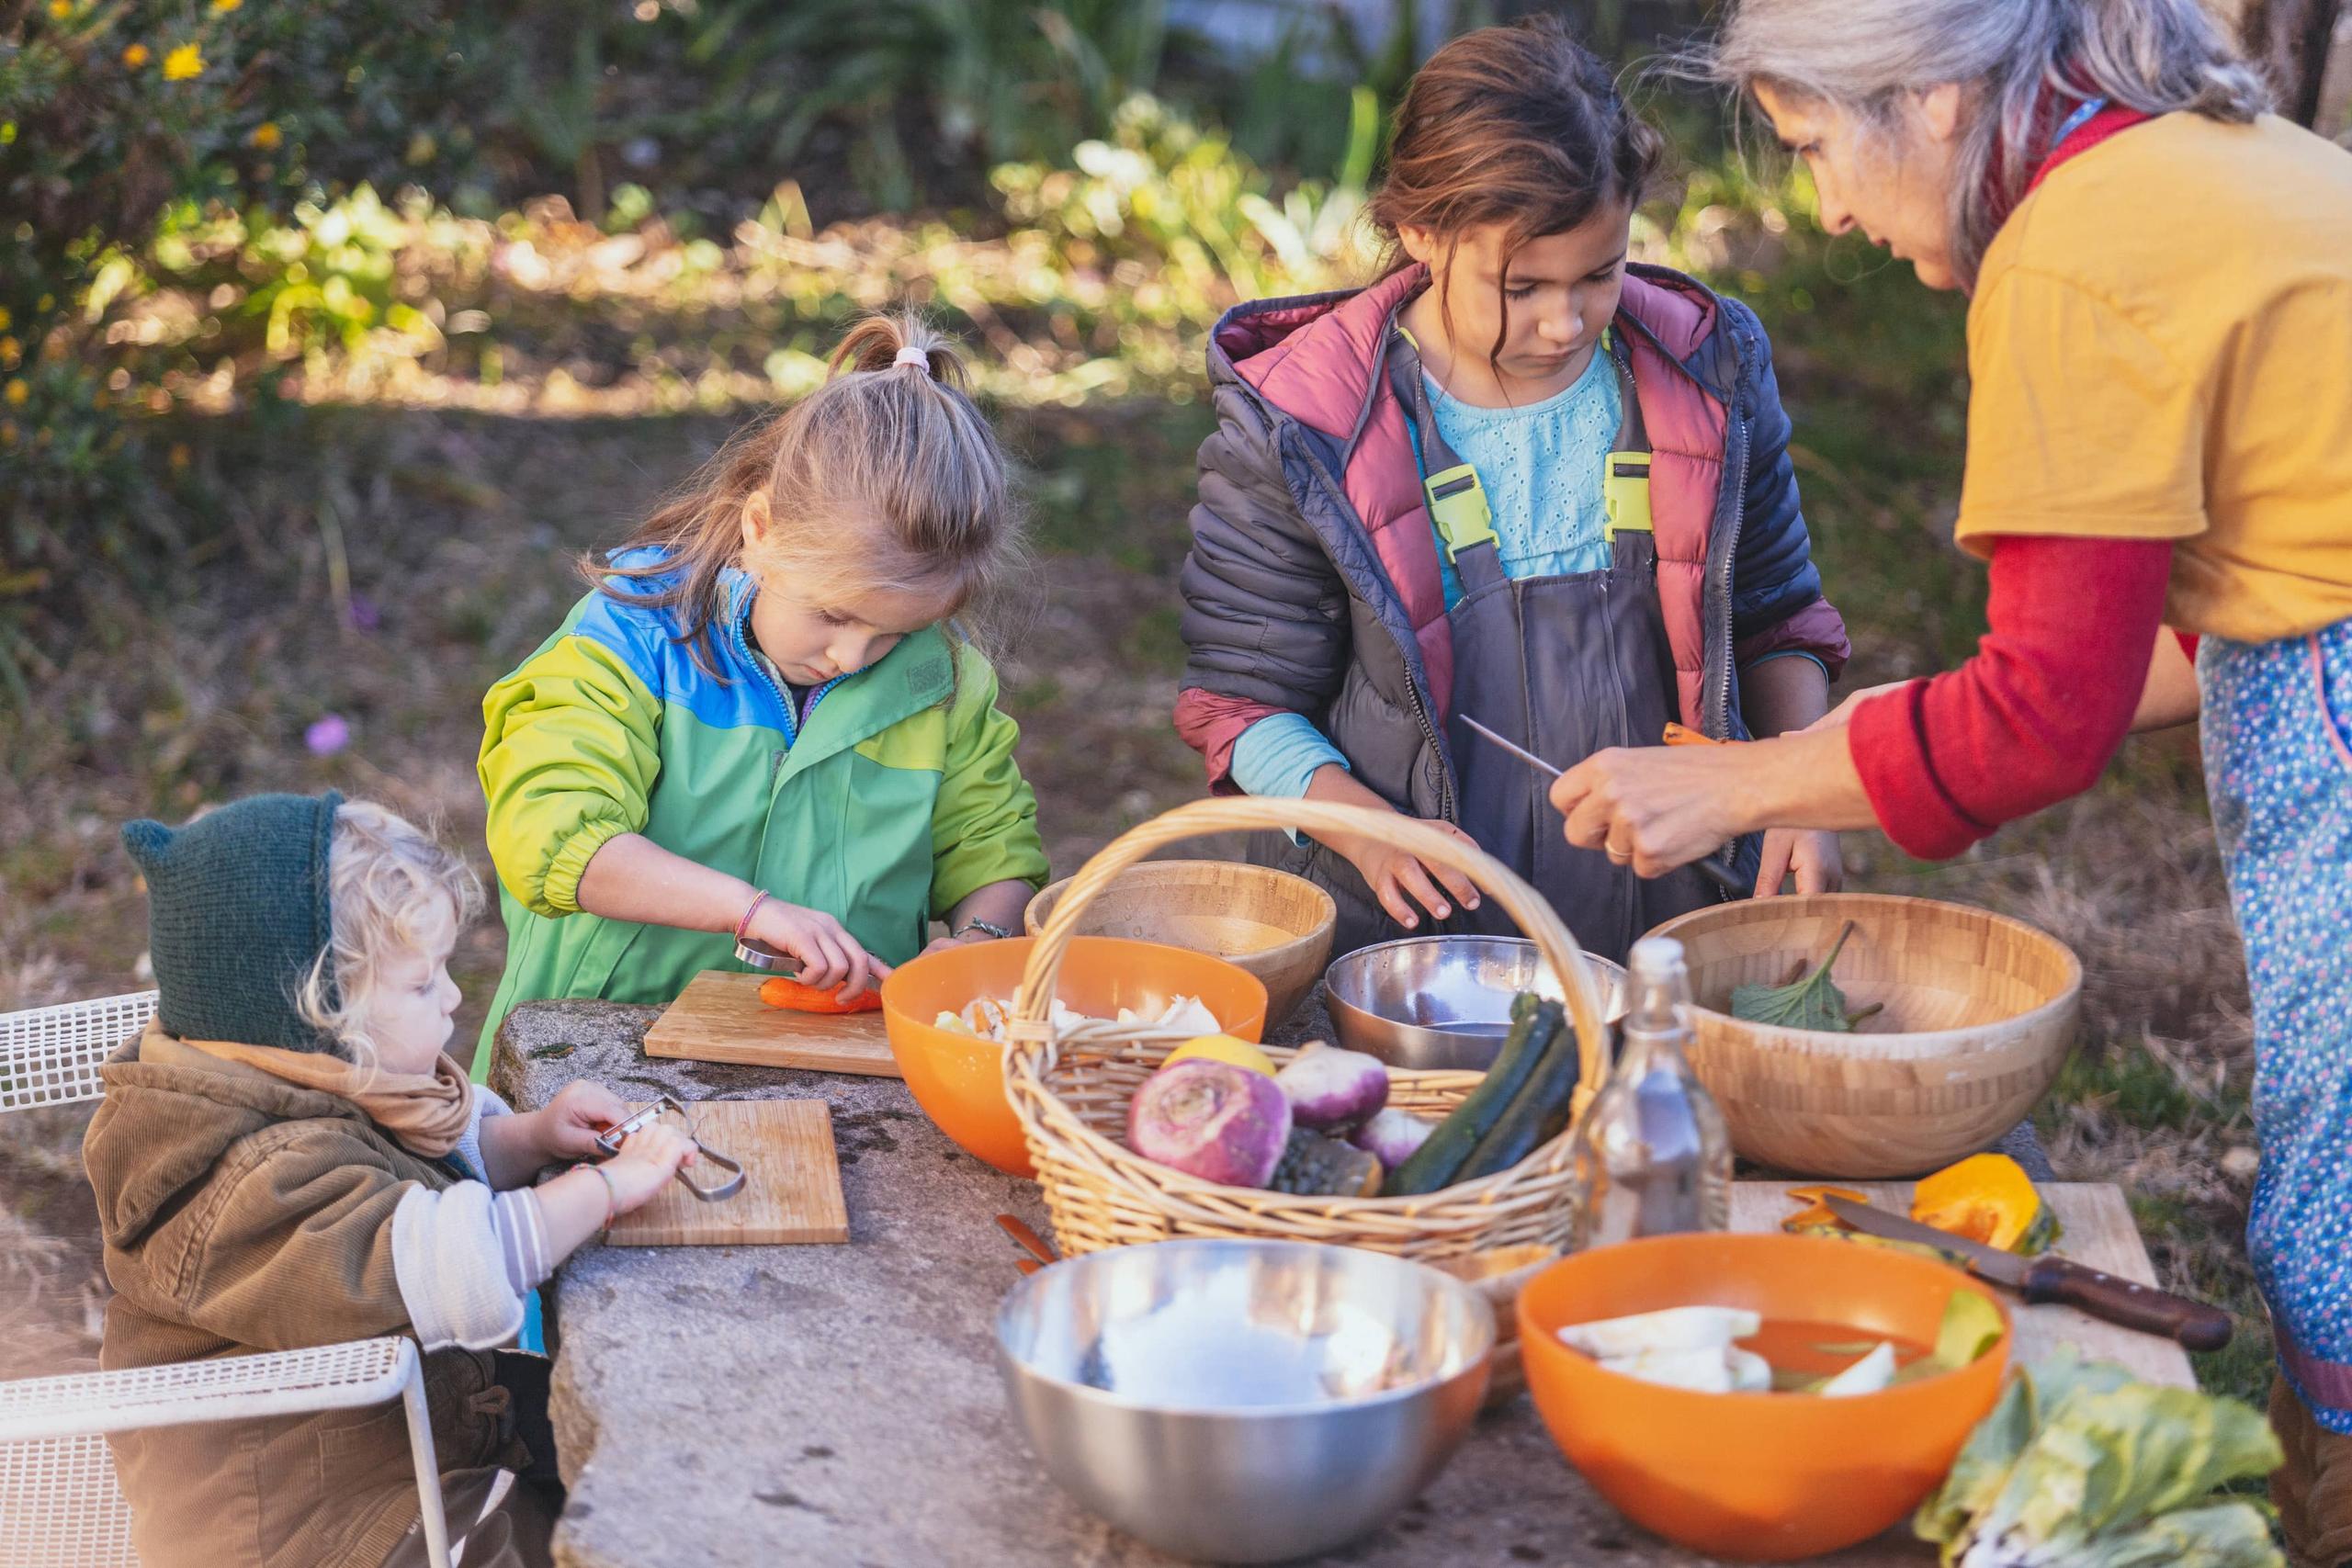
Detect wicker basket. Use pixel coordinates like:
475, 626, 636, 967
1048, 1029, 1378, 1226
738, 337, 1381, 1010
1000, 797, 1613, 1265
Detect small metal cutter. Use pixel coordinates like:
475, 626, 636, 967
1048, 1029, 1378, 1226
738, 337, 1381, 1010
593, 1094, 748, 1202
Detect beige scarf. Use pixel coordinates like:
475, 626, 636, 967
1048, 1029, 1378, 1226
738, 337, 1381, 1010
147, 1020, 475, 1159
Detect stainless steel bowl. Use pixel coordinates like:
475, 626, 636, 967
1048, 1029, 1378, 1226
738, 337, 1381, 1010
995, 1239, 1493, 1563
1325, 935, 1627, 1071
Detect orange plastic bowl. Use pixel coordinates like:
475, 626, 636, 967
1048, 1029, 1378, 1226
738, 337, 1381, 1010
1517, 1232, 2009, 1562
880, 936, 1269, 1179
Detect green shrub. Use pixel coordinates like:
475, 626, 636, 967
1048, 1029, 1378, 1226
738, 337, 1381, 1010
1, 0, 477, 612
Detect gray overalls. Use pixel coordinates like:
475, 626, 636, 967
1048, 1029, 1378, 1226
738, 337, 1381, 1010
1367, 320, 1736, 962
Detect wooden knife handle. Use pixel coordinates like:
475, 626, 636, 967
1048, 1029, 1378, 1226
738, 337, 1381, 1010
2021, 1257, 2234, 1352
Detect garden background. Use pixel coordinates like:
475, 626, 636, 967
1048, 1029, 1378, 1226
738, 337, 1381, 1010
6, 0, 2350, 1410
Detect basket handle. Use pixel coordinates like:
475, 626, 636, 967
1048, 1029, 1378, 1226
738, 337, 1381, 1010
1005, 797, 1611, 1106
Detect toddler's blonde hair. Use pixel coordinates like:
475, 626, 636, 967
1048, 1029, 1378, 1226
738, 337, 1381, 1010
588, 310, 1024, 675
297, 801, 481, 1066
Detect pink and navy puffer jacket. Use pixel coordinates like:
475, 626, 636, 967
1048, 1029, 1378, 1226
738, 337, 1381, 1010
1175, 261, 1850, 822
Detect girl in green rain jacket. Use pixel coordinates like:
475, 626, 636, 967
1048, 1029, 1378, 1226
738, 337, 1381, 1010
473, 315, 1047, 1070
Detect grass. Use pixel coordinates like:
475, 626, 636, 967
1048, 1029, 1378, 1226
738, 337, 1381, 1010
0, 144, 2269, 1421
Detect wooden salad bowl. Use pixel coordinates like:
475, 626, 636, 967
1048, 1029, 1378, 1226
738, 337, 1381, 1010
1024, 859, 1336, 1028
1646, 894, 2080, 1179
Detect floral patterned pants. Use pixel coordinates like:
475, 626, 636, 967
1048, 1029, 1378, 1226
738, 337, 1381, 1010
2200, 618, 2352, 1432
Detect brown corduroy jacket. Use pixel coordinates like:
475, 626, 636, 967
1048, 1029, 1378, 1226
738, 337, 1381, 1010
83, 1030, 524, 1568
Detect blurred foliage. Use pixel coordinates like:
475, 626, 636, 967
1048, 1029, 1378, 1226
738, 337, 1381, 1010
3, 0, 1837, 673
1, 0, 477, 604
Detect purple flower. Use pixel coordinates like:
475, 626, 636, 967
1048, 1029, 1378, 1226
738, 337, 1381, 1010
347, 593, 381, 632
305, 714, 351, 755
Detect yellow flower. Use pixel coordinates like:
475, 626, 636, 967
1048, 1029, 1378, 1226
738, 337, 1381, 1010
0, 308, 11, 332
212, 0, 242, 10
4, 380, 28, 408
121, 42, 150, 68
162, 42, 204, 81
251, 121, 282, 151
0, 339, 19, 368
47, 0, 72, 19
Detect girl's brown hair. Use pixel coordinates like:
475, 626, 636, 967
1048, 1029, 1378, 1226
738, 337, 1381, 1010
587, 311, 1020, 673
1369, 17, 1663, 361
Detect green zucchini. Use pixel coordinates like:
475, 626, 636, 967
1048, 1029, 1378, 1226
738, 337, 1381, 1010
1381, 992, 1560, 1197
1452, 1001, 1579, 1184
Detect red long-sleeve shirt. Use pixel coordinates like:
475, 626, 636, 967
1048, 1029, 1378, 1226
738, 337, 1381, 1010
1848, 536, 2173, 859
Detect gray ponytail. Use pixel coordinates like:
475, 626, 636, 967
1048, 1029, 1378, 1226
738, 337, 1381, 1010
1701, 0, 2272, 288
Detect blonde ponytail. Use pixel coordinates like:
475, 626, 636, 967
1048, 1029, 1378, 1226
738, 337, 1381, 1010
585, 310, 1023, 674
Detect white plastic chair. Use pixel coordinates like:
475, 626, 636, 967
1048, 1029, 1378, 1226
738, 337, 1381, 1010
0, 991, 451, 1568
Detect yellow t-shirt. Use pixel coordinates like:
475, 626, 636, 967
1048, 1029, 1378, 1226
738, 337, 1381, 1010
1956, 112, 2352, 644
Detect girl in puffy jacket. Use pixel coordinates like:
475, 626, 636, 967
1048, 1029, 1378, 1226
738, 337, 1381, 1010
1175, 17, 1850, 960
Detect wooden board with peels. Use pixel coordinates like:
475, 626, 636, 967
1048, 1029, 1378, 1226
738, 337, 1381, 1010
643, 970, 899, 1077
603, 1099, 850, 1247
1733, 1180, 2197, 1389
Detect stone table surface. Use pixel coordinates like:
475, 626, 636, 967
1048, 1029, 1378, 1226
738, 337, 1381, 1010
493, 998, 1951, 1568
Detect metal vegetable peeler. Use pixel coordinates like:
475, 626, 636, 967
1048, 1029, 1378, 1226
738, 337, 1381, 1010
734, 936, 795, 973
593, 1094, 748, 1201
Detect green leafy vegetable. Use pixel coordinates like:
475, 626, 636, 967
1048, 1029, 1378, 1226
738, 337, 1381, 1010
1915, 1352, 2284, 1567
1730, 921, 1884, 1032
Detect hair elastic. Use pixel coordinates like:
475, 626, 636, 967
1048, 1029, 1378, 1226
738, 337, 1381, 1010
892, 344, 932, 373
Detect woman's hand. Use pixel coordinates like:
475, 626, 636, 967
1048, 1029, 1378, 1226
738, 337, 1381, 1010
1550, 729, 1880, 877
537, 1080, 630, 1163
1754, 828, 1844, 897
746, 898, 890, 998
1549, 746, 1752, 878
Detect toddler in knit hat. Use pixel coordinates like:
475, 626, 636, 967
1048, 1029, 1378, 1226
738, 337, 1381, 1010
86, 793, 693, 1568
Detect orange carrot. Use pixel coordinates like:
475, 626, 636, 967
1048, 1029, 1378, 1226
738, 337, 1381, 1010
1662, 722, 1724, 747
759, 976, 883, 1014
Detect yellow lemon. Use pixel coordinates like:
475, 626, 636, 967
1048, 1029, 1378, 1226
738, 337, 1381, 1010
1162, 1033, 1275, 1077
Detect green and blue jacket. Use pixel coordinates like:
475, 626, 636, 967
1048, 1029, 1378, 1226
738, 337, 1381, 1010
474, 549, 1047, 1066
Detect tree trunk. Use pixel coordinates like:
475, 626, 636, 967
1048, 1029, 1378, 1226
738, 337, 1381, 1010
2238, 0, 2345, 129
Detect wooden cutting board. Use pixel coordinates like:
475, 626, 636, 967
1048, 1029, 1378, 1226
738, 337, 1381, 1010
605, 1099, 850, 1247
1734, 1180, 2197, 1390
644, 970, 899, 1077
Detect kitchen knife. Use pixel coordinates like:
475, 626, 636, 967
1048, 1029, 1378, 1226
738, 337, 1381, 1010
1458, 715, 1747, 896
1822, 1194, 2233, 1352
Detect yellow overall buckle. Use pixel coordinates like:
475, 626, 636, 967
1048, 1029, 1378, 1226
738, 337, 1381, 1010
1424, 462, 1496, 558
1602, 452, 1653, 543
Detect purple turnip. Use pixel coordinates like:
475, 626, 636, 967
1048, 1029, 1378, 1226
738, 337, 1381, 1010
1126, 1060, 1293, 1187
1273, 1043, 1389, 1134
1350, 1107, 1435, 1170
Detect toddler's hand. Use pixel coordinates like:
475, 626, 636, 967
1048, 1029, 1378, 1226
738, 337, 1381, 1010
598, 1124, 696, 1214
538, 1080, 629, 1163
747, 897, 891, 999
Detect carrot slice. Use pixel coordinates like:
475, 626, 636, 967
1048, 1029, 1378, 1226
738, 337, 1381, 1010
759, 976, 883, 1014
1662, 722, 1724, 747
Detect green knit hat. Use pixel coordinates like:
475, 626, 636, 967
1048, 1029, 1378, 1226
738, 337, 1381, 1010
121, 791, 344, 1052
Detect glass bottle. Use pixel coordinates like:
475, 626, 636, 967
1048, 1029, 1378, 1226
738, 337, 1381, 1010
1570, 936, 1731, 1247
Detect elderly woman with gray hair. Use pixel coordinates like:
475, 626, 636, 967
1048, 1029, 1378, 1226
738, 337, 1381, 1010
1546, 0, 2352, 1551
